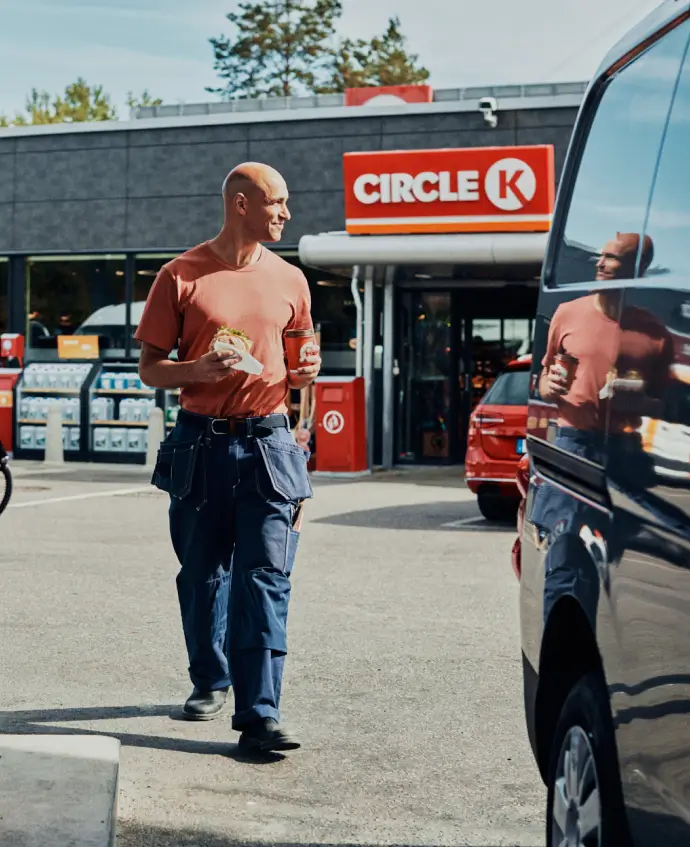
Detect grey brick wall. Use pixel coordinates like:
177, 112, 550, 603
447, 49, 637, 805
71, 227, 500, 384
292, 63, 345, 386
0, 106, 577, 254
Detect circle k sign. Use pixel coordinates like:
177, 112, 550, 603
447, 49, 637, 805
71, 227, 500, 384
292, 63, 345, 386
484, 158, 538, 212
343, 144, 554, 235
323, 410, 345, 435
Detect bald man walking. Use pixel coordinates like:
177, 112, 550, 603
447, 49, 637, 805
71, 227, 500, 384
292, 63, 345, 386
136, 163, 320, 752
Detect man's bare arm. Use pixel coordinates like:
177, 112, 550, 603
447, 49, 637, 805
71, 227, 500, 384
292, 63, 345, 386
138, 342, 240, 389
539, 362, 568, 403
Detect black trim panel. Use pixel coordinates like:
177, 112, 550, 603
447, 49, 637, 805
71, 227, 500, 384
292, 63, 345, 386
529, 437, 611, 510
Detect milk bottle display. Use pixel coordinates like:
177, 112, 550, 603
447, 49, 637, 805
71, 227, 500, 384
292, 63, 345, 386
93, 428, 111, 452
69, 428, 81, 451
90, 397, 114, 422
127, 429, 146, 453
109, 429, 126, 452
19, 426, 36, 450
119, 398, 134, 422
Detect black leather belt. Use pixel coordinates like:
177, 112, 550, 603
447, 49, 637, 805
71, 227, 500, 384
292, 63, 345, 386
178, 408, 289, 437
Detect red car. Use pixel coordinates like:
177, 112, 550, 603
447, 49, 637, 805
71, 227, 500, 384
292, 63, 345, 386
464, 355, 531, 522
511, 453, 530, 580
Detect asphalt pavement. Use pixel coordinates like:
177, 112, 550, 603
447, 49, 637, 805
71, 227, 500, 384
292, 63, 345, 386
0, 462, 545, 846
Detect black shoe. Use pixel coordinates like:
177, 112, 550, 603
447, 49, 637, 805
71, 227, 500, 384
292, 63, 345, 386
183, 687, 229, 721
237, 718, 301, 752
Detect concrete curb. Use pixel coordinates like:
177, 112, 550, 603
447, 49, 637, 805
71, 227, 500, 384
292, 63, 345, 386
0, 734, 120, 846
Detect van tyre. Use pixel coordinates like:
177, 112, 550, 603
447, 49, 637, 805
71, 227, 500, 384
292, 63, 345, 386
476, 489, 518, 523
546, 672, 630, 847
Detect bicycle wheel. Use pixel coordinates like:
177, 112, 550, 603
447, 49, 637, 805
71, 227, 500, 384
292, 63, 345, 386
0, 463, 12, 516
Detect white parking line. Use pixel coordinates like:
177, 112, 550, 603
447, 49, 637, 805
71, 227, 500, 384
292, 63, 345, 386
443, 517, 486, 528
9, 486, 152, 509
442, 516, 515, 531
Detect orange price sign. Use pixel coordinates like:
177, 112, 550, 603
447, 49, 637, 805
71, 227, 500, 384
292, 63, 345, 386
57, 335, 100, 360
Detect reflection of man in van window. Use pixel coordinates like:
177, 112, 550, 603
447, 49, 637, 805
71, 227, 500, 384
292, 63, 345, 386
539, 233, 672, 440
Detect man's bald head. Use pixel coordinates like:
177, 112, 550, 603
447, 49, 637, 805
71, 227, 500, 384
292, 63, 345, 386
223, 162, 286, 202
596, 231, 655, 282
221, 162, 290, 244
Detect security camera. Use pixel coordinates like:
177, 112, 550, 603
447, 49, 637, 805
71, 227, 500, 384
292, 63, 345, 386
478, 97, 498, 128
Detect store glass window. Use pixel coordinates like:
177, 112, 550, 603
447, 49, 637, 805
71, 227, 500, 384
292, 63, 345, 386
130, 255, 358, 372
550, 22, 689, 287
27, 256, 126, 358
503, 318, 532, 358
311, 278, 357, 375
130, 255, 178, 356
0, 259, 7, 335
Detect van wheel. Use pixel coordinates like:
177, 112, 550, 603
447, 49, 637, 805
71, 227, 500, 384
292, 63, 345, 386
546, 672, 630, 847
477, 490, 518, 523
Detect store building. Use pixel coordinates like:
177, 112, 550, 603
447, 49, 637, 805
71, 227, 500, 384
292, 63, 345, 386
0, 82, 585, 465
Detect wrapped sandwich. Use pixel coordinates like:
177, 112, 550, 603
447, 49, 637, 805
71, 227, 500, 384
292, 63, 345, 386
210, 326, 264, 375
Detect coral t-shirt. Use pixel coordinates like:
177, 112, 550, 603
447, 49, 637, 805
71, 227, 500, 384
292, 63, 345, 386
134, 242, 313, 418
543, 294, 672, 432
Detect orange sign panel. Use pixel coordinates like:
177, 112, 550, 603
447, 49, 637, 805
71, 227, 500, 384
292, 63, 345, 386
343, 145, 555, 235
345, 85, 433, 107
57, 335, 100, 360
0, 390, 12, 408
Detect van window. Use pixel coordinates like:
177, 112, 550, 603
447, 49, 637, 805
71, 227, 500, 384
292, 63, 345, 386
549, 21, 689, 288
481, 369, 530, 406
643, 38, 690, 279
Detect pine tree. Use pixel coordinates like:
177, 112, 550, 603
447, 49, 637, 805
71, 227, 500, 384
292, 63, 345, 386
127, 90, 164, 112
360, 17, 430, 87
1, 78, 119, 126
208, 0, 344, 99
321, 16, 430, 92
53, 78, 117, 122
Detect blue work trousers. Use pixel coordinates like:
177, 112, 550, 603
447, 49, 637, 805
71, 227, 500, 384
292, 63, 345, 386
152, 413, 312, 729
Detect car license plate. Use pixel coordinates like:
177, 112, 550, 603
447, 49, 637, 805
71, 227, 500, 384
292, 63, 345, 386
517, 439, 527, 454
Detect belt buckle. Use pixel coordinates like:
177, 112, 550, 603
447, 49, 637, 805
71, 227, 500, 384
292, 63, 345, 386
210, 418, 226, 436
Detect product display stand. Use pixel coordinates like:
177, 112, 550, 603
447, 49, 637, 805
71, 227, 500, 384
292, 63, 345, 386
161, 389, 181, 433
14, 361, 98, 462
88, 362, 157, 465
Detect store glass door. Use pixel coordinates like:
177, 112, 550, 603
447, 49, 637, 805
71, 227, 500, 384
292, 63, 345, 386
396, 291, 456, 463
396, 290, 534, 464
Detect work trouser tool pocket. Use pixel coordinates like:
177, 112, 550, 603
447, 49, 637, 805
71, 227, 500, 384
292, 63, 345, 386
255, 434, 313, 502
152, 436, 202, 500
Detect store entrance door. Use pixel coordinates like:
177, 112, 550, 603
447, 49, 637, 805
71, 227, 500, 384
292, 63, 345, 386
395, 287, 536, 464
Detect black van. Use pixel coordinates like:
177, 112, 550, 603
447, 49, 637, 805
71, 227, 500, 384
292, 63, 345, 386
520, 2, 690, 845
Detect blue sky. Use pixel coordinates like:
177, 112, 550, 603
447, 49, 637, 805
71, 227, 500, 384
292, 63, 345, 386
0, 0, 663, 119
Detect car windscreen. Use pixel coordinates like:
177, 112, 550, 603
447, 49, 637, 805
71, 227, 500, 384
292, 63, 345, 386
481, 369, 530, 406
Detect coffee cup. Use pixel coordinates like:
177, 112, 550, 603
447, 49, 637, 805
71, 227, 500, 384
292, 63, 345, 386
284, 329, 317, 374
554, 352, 579, 390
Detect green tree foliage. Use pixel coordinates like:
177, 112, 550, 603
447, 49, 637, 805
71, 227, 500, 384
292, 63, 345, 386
208, 0, 344, 99
357, 16, 430, 88
321, 16, 430, 93
209, 4, 429, 98
1, 78, 118, 126
126, 90, 164, 112
0, 81, 163, 127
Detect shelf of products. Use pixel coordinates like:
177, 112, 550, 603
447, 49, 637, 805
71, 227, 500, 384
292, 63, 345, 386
14, 363, 96, 459
21, 387, 81, 395
89, 365, 156, 462
92, 420, 149, 427
93, 388, 155, 397
163, 389, 180, 430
